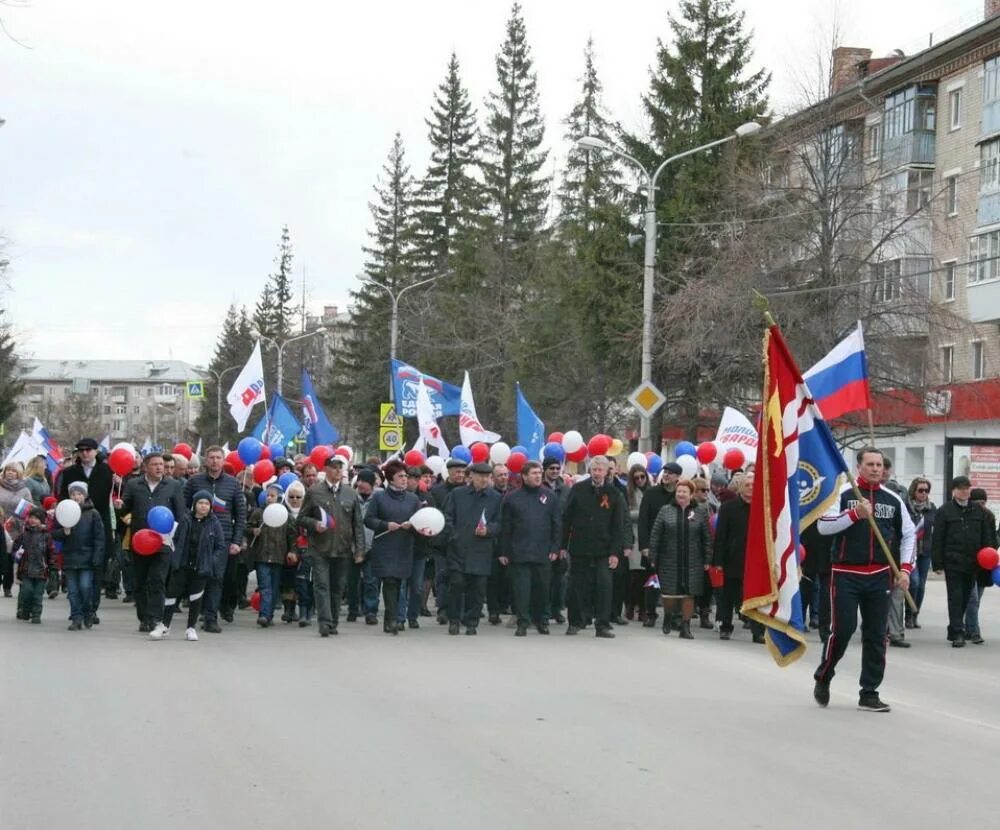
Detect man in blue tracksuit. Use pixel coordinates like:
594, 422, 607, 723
813, 448, 915, 713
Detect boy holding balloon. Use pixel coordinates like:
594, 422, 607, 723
52, 482, 105, 630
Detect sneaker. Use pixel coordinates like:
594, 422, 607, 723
149, 623, 169, 640
465, 626, 478, 635
408, 619, 420, 629
185, 627, 199, 641
565, 626, 580, 636
31, 616, 41, 624
536, 623, 550, 635
90, 615, 100, 625
971, 634, 985, 645
952, 636, 966, 648
813, 680, 830, 708
364, 614, 378, 626
448, 621, 460, 636
299, 618, 312, 627
719, 630, 731, 641
888, 638, 911, 648
514, 624, 527, 637
595, 628, 616, 639
221, 609, 234, 623
203, 621, 222, 634
67, 621, 82, 631
857, 693, 890, 713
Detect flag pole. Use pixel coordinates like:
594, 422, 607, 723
751, 291, 917, 613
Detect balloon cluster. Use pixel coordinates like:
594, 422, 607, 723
976, 547, 1000, 587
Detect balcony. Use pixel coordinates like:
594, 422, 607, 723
967, 279, 1000, 323
979, 190, 1000, 227
984, 98, 1000, 137
880, 131, 935, 172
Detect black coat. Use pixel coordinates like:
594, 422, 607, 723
443, 485, 502, 576
561, 479, 626, 558
499, 484, 561, 564
712, 495, 750, 577
932, 499, 995, 575
119, 476, 186, 537
58, 461, 114, 554
649, 502, 710, 596
171, 513, 228, 579
637, 483, 675, 551
364, 487, 421, 579
429, 479, 465, 554
52, 503, 105, 570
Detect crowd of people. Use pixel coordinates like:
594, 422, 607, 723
0, 438, 994, 676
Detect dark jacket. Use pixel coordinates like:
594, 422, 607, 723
561, 479, 626, 558
911, 499, 937, 560
183, 472, 247, 547
14, 524, 53, 579
818, 479, 916, 573
429, 479, 465, 554
411, 488, 437, 560
171, 512, 228, 579
443, 484, 502, 576
297, 480, 365, 559
637, 483, 675, 551
52, 502, 105, 570
119, 476, 186, 545
498, 484, 561, 564
364, 487, 421, 579
58, 461, 114, 525
711, 495, 750, 576
248, 506, 297, 564
649, 502, 710, 596
931, 499, 995, 575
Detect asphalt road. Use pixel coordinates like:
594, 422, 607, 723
1, 578, 996, 830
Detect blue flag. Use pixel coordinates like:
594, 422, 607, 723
250, 395, 303, 452
515, 383, 545, 463
392, 359, 462, 418
301, 370, 339, 450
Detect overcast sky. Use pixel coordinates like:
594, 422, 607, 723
0, 0, 985, 367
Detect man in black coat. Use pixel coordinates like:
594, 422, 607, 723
542, 456, 571, 624
443, 462, 502, 635
429, 458, 467, 624
499, 461, 561, 636
561, 456, 626, 638
712, 472, 764, 643
931, 475, 995, 647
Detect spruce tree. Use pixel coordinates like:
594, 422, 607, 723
0, 308, 22, 427
270, 225, 295, 344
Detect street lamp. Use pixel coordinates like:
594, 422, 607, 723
576, 121, 761, 452
258, 329, 329, 397
356, 273, 443, 401
200, 364, 241, 443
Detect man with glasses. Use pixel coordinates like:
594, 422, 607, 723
60, 438, 116, 606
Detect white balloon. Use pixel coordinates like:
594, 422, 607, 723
677, 455, 700, 479
55, 499, 82, 528
489, 442, 511, 465
426, 456, 447, 477
562, 430, 584, 452
262, 503, 289, 528
111, 442, 137, 456
627, 451, 648, 471
410, 506, 445, 537
336, 445, 354, 461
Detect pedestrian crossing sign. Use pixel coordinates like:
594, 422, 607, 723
186, 381, 205, 399
379, 402, 402, 451
380, 403, 400, 426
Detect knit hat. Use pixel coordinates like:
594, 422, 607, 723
192, 489, 213, 506
355, 468, 378, 487
68, 481, 89, 497
542, 457, 561, 469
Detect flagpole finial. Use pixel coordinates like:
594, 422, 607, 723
751, 289, 776, 327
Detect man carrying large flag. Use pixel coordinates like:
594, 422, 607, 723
742, 321, 851, 668
226, 342, 266, 431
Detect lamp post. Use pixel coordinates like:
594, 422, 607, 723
577, 121, 761, 452
259, 329, 329, 398
356, 274, 442, 401
202, 365, 241, 443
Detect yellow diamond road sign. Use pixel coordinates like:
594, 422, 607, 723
628, 381, 666, 417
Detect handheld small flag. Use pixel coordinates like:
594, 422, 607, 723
211, 494, 227, 514
476, 508, 487, 532
319, 507, 337, 531
13, 499, 32, 520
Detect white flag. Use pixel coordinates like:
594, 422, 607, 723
459, 371, 500, 446
416, 377, 448, 456
226, 341, 266, 432
1, 431, 47, 468
99, 435, 111, 452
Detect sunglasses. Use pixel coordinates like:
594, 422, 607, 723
915, 488, 929, 494
633, 474, 647, 480
286, 495, 303, 500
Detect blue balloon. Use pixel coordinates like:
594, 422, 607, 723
238, 437, 264, 465
268, 443, 285, 461
647, 454, 663, 476
278, 471, 299, 491
675, 441, 696, 459
148, 505, 174, 534
451, 445, 472, 464
510, 445, 527, 456
542, 442, 566, 462
257, 490, 268, 508
993, 565, 1000, 587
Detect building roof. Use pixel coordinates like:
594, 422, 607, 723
18, 359, 205, 383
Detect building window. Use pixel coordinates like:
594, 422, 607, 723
873, 260, 902, 302
981, 140, 1000, 193
986, 57, 1000, 105
114, 405, 127, 415
158, 384, 178, 397
103, 405, 111, 415
969, 230, 1000, 283
866, 123, 880, 162
133, 406, 141, 414
949, 88, 963, 130
941, 345, 954, 383
943, 261, 956, 300
112, 419, 124, 433
147, 388, 153, 397
945, 175, 958, 216
905, 446, 925, 476
972, 340, 986, 379
906, 169, 933, 213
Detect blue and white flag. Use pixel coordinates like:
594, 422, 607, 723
251, 395, 302, 451
392, 359, 462, 419
301, 370, 340, 450
515, 383, 544, 464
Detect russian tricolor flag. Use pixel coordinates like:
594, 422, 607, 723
802, 322, 871, 421
13, 499, 33, 520
319, 507, 336, 531
211, 494, 227, 514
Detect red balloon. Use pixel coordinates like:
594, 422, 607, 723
404, 449, 426, 467
977, 546, 1000, 570
334, 446, 352, 459
587, 434, 612, 456
258, 445, 271, 460
696, 442, 718, 464
309, 445, 334, 468
566, 446, 588, 463
223, 463, 235, 476
253, 459, 276, 484
131, 528, 162, 556
225, 451, 245, 474
547, 431, 564, 444
506, 451, 527, 473
250, 591, 262, 612
172, 442, 193, 460
470, 442, 490, 463
723, 448, 745, 471
108, 447, 135, 476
